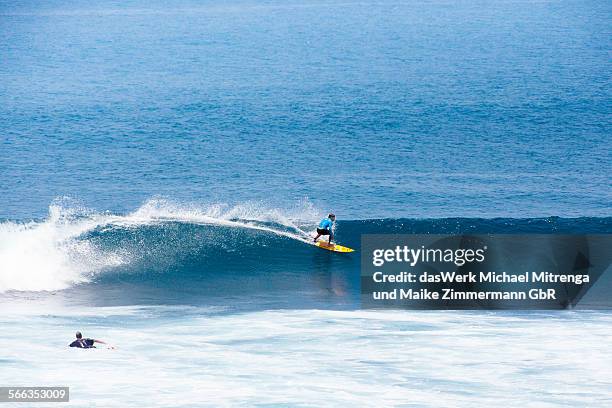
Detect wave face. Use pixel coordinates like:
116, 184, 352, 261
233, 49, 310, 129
1, 199, 611, 308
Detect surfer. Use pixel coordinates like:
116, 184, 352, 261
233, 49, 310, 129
69, 331, 113, 349
314, 213, 335, 244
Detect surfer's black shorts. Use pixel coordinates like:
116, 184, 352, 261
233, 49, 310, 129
317, 228, 331, 235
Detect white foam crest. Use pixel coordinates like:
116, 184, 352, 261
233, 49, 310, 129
125, 197, 318, 224
119, 198, 318, 241
0, 204, 125, 292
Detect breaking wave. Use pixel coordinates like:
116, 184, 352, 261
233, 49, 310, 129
0, 197, 610, 300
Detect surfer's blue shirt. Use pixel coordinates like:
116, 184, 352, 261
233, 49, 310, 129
319, 218, 333, 230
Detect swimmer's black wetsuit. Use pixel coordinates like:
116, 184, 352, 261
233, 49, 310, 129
69, 338, 95, 348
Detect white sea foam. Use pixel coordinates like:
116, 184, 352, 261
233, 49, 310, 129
0, 205, 124, 292
0, 307, 610, 407
0, 198, 319, 292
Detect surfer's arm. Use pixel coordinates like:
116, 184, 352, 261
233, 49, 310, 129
93, 339, 116, 349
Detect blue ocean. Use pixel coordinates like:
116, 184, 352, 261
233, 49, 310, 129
1, 0, 611, 406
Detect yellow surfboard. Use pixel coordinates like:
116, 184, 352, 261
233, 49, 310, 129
314, 241, 355, 253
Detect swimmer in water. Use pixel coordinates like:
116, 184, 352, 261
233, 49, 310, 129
69, 331, 114, 349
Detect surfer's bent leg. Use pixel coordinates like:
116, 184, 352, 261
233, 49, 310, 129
316, 228, 330, 243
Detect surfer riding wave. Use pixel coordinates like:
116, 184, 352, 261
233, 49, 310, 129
314, 213, 335, 244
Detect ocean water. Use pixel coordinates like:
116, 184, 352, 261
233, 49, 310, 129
1, 0, 611, 406
1, 0, 611, 219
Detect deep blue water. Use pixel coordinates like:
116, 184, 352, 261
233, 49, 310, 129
1, 0, 610, 220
